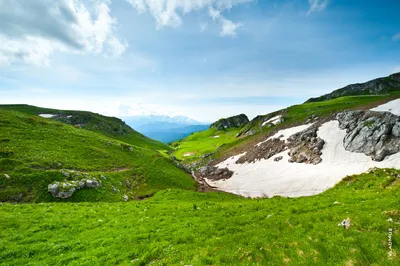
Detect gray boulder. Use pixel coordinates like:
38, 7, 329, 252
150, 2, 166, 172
196, 165, 233, 181
336, 110, 400, 161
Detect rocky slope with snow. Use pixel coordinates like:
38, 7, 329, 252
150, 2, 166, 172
199, 99, 400, 198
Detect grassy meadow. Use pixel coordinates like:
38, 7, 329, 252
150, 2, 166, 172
0, 168, 399, 265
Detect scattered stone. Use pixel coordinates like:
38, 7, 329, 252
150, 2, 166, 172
111, 185, 117, 193
4, 174, 10, 179
338, 218, 351, 229
333, 201, 341, 205
100, 175, 107, 180
48, 178, 102, 199
123, 195, 129, 202
60, 170, 71, 178
126, 178, 131, 189
274, 156, 283, 162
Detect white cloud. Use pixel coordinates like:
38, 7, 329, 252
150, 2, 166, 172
307, 0, 329, 15
209, 7, 242, 37
126, 0, 251, 36
220, 18, 243, 37
0, 0, 126, 66
393, 33, 400, 41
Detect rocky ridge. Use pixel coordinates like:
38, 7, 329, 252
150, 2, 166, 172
210, 114, 249, 131
306, 72, 400, 103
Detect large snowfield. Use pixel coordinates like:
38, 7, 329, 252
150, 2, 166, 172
206, 99, 400, 198
371, 98, 400, 115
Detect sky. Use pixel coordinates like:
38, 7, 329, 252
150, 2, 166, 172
0, 0, 399, 122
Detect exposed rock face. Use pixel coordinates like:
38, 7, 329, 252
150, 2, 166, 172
210, 114, 249, 131
336, 110, 400, 161
48, 177, 102, 199
306, 72, 400, 102
287, 125, 325, 165
237, 125, 325, 165
196, 166, 233, 181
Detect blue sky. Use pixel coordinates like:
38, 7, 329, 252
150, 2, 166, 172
1, 0, 399, 122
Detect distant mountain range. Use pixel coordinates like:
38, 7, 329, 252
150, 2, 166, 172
121, 115, 210, 143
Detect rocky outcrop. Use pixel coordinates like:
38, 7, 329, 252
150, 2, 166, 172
336, 110, 400, 161
237, 125, 325, 165
287, 125, 325, 165
210, 114, 249, 131
48, 176, 102, 199
306, 72, 400, 102
196, 166, 233, 181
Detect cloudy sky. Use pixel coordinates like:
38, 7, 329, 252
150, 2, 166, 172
1, 0, 399, 122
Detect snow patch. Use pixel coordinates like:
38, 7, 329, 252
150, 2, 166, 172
256, 123, 313, 147
371, 99, 400, 115
208, 121, 400, 198
262, 115, 282, 127
39, 114, 56, 118
211, 135, 220, 138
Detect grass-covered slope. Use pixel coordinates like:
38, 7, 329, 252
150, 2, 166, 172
0, 109, 195, 202
0, 104, 170, 151
171, 127, 243, 162
1, 168, 398, 265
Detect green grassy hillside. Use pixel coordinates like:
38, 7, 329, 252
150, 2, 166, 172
171, 127, 242, 162
1, 168, 398, 265
0, 109, 195, 202
0, 104, 170, 151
